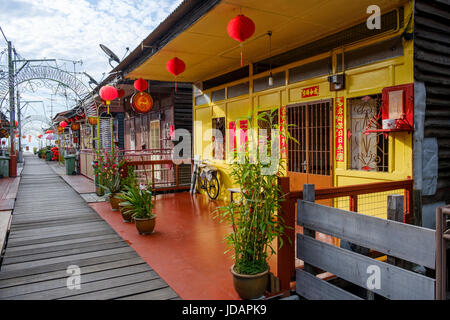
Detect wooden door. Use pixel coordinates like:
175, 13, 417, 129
287, 100, 333, 192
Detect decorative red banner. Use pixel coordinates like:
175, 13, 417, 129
301, 85, 319, 99
335, 97, 345, 162
280, 106, 287, 159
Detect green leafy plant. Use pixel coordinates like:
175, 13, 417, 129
118, 184, 154, 219
216, 109, 296, 275
96, 148, 127, 195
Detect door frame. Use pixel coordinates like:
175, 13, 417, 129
286, 99, 334, 191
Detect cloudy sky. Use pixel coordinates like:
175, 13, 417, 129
0, 0, 182, 137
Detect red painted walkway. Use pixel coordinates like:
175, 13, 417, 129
90, 193, 244, 300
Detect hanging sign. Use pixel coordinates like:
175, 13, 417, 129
131, 92, 154, 114
280, 106, 287, 159
301, 85, 319, 99
335, 97, 345, 162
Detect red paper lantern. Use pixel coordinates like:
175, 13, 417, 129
71, 123, 80, 131
14, 120, 18, 127
117, 88, 125, 98
134, 78, 148, 92
99, 85, 118, 105
45, 130, 54, 134
166, 57, 186, 93
227, 14, 255, 66
60, 121, 68, 128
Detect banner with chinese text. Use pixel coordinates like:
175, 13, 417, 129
335, 97, 345, 162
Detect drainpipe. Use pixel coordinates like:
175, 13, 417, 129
413, 81, 426, 191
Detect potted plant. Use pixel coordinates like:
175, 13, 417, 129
99, 170, 122, 210
116, 166, 138, 222
216, 110, 294, 299
97, 149, 127, 208
122, 184, 155, 235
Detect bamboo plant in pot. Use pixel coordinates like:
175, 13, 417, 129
121, 184, 155, 235
216, 110, 294, 300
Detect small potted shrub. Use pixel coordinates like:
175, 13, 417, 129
216, 110, 293, 299
99, 171, 122, 210
123, 184, 155, 235
116, 166, 138, 222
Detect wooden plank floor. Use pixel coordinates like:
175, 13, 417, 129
0, 155, 179, 300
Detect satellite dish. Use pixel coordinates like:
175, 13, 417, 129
83, 72, 99, 89
99, 44, 120, 68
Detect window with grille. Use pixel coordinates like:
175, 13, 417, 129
287, 101, 332, 176
348, 95, 388, 172
212, 117, 225, 160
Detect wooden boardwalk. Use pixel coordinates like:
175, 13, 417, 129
0, 155, 179, 300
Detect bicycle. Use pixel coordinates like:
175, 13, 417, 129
194, 161, 220, 200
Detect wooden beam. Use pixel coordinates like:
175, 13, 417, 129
297, 234, 436, 300
296, 268, 362, 300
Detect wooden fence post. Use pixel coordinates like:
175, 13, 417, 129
387, 195, 404, 267
302, 184, 316, 275
277, 177, 295, 294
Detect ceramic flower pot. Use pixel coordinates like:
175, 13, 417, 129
109, 193, 122, 211
135, 217, 156, 235
230, 265, 269, 300
119, 202, 133, 222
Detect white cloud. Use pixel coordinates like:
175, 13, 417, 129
0, 0, 182, 123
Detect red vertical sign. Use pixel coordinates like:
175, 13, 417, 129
229, 121, 236, 153
335, 97, 345, 162
240, 120, 248, 151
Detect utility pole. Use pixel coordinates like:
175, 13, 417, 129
17, 89, 22, 163
7, 40, 17, 177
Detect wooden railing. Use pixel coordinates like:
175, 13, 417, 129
123, 159, 192, 192
436, 205, 450, 300
276, 177, 414, 295
294, 184, 437, 300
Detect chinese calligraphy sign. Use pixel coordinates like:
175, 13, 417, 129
335, 97, 345, 162
301, 86, 320, 99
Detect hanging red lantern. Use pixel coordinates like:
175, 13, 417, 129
14, 120, 18, 127
131, 92, 154, 114
22, 135, 26, 139
60, 121, 68, 128
71, 123, 80, 131
227, 14, 256, 66
99, 85, 118, 105
117, 88, 126, 98
45, 129, 54, 134
166, 57, 186, 93
134, 78, 148, 92
88, 117, 98, 126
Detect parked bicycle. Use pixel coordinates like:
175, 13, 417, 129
194, 161, 220, 200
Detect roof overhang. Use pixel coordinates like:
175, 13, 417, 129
121, 0, 408, 83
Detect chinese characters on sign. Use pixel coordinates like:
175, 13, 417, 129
301, 86, 320, 99
335, 97, 345, 162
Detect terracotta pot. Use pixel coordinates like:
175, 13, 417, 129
230, 265, 269, 300
135, 217, 156, 235
119, 203, 133, 222
109, 193, 122, 211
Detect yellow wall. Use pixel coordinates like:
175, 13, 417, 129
193, 3, 414, 212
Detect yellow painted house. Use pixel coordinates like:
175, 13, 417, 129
113, 0, 450, 222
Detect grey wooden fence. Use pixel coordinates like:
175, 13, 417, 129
296, 184, 437, 300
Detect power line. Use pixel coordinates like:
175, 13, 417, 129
0, 26, 8, 43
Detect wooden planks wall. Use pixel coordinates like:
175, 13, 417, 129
414, 0, 450, 205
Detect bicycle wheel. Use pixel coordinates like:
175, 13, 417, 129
206, 175, 220, 200
196, 175, 206, 193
